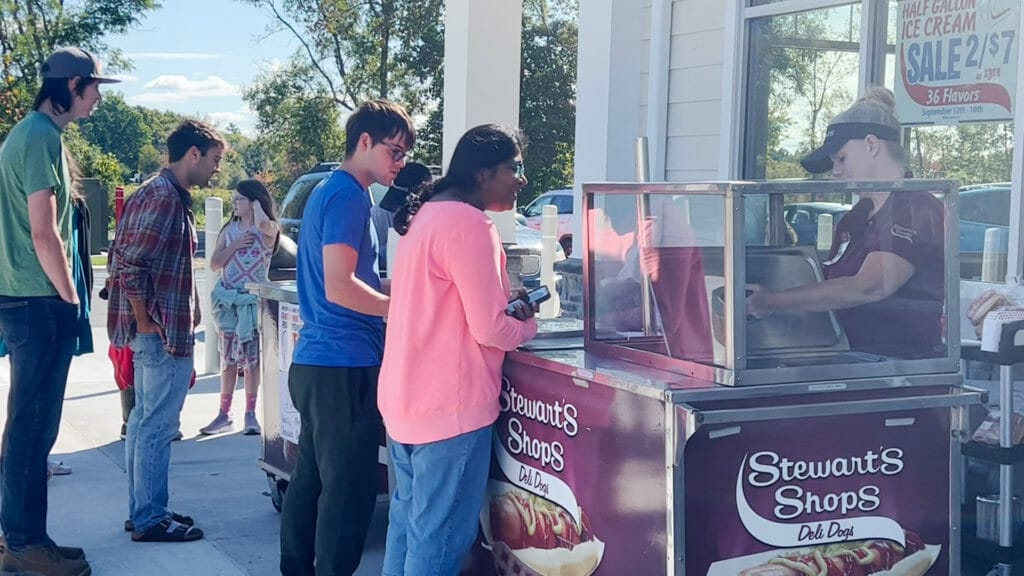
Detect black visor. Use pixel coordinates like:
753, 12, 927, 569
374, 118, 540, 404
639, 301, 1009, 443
800, 122, 901, 174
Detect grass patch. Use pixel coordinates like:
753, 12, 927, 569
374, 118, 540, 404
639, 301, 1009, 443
91, 254, 107, 267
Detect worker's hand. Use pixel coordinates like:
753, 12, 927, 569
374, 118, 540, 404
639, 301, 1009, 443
745, 284, 775, 319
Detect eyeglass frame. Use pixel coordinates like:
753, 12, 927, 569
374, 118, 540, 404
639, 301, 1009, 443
377, 140, 410, 163
507, 160, 525, 179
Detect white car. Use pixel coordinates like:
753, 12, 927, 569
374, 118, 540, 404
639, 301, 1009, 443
520, 188, 576, 256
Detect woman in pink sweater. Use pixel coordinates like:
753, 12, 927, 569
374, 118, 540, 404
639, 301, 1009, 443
379, 124, 538, 575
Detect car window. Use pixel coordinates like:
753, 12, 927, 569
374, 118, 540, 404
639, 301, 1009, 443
524, 197, 549, 217
961, 189, 1010, 227
554, 195, 573, 214
281, 174, 329, 219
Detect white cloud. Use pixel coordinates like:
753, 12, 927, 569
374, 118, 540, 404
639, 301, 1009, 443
127, 75, 240, 104
129, 52, 225, 61
208, 111, 250, 125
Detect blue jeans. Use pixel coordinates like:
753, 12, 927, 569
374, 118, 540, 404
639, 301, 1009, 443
382, 425, 492, 576
0, 295, 77, 550
125, 332, 193, 532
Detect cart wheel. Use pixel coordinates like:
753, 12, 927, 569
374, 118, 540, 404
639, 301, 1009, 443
267, 474, 289, 513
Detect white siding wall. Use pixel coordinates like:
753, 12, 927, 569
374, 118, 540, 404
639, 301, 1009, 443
664, 0, 728, 181
639, 0, 652, 142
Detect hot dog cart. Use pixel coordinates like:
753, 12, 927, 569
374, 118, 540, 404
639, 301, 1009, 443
465, 180, 984, 576
252, 281, 389, 511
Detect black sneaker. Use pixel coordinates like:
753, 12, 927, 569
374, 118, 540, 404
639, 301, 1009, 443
119, 423, 127, 440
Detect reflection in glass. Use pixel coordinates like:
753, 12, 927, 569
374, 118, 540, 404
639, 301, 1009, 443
744, 5, 862, 179
589, 193, 721, 366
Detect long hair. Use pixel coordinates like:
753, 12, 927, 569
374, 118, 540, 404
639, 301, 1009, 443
33, 77, 100, 115
393, 124, 525, 235
224, 179, 280, 253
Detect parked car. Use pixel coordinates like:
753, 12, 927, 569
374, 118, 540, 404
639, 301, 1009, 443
959, 183, 1010, 280
521, 188, 576, 255
279, 163, 387, 242
277, 164, 562, 282
783, 202, 851, 246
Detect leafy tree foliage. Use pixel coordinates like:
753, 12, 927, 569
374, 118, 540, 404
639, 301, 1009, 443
238, 0, 578, 203
77, 93, 147, 174
519, 0, 577, 203
0, 0, 160, 136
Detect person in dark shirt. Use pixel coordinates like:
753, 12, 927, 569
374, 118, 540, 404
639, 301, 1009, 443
746, 87, 944, 359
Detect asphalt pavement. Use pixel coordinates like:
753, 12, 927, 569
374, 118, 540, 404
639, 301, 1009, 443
0, 267, 388, 575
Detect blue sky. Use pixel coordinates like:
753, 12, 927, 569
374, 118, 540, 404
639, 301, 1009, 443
104, 0, 297, 134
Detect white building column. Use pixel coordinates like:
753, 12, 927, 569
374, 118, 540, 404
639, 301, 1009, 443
444, 0, 523, 242
572, 0, 646, 250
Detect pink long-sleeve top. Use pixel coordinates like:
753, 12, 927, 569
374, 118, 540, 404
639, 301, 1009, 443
379, 201, 538, 444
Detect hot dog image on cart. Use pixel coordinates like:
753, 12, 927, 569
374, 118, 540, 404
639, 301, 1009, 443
482, 480, 605, 576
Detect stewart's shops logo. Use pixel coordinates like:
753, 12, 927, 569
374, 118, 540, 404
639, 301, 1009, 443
498, 378, 579, 473
736, 448, 909, 548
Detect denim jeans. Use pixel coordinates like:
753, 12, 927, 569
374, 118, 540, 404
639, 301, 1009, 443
125, 332, 193, 532
280, 364, 384, 576
0, 295, 77, 550
382, 425, 492, 576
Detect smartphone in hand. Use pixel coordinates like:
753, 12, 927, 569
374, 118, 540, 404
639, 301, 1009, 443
506, 285, 551, 315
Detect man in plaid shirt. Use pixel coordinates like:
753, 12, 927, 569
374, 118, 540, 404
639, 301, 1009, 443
108, 120, 225, 543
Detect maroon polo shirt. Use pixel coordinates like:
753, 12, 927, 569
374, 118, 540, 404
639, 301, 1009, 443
823, 191, 944, 359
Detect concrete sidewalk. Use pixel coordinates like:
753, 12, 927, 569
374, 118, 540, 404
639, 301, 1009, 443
0, 271, 387, 575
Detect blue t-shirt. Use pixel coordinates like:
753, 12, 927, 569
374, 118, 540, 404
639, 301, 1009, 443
294, 170, 384, 367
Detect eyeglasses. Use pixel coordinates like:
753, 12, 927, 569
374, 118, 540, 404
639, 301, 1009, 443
508, 161, 525, 179
379, 141, 409, 163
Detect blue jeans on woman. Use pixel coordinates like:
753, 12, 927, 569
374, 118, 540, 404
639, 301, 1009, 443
382, 425, 492, 576
125, 332, 193, 533
0, 295, 77, 550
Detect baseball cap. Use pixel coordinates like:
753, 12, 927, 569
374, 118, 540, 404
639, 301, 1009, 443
41, 47, 121, 84
379, 162, 433, 212
800, 95, 901, 174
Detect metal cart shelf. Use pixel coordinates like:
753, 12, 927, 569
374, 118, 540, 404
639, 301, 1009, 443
962, 321, 1024, 575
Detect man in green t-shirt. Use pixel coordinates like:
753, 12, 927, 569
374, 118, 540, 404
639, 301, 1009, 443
0, 47, 118, 576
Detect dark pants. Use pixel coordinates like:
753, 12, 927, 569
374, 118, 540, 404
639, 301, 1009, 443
0, 295, 77, 550
280, 364, 384, 576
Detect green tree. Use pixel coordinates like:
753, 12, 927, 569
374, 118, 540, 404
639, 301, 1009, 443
63, 123, 124, 190
243, 65, 347, 195
0, 0, 160, 136
238, 0, 444, 183
910, 123, 1014, 185
77, 92, 148, 176
519, 0, 577, 203
137, 142, 162, 177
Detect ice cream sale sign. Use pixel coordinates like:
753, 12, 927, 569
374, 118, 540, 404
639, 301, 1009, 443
895, 0, 1019, 124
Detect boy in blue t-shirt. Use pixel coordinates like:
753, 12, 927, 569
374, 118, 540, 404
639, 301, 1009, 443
281, 100, 415, 576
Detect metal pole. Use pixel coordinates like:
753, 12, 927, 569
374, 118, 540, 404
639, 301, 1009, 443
204, 197, 223, 375
636, 137, 654, 336
539, 204, 560, 318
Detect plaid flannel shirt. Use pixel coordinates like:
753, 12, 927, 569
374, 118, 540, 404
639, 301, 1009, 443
107, 169, 199, 357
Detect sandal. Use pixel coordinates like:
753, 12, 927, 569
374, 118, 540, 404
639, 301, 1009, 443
130, 518, 203, 543
124, 512, 193, 533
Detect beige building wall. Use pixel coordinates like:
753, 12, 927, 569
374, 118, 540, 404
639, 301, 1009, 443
664, 0, 728, 181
